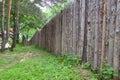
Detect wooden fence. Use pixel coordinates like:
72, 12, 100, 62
25, 0, 120, 79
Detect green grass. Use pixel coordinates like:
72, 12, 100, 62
0, 45, 96, 80
0, 45, 36, 67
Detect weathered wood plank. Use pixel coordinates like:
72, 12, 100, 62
26, 0, 120, 76
80, 0, 86, 63
61, 8, 67, 55
113, 0, 120, 79
98, 0, 103, 68
101, 0, 107, 67
76, 0, 82, 55
108, 0, 117, 67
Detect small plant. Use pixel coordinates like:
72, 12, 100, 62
74, 55, 82, 65
100, 65, 118, 80
0, 45, 94, 80
81, 62, 91, 69
95, 62, 119, 80
57, 53, 82, 66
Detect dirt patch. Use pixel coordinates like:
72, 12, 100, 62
0, 51, 41, 72
20, 51, 33, 62
0, 69, 4, 72
74, 67, 92, 77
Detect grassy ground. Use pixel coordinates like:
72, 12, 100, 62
0, 45, 97, 80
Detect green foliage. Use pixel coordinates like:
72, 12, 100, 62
0, 53, 19, 67
0, 59, 7, 66
44, 0, 73, 21
81, 62, 91, 69
98, 62, 118, 80
19, 0, 71, 36
57, 53, 82, 66
90, 78, 98, 80
20, 15, 42, 39
0, 45, 93, 80
91, 62, 119, 80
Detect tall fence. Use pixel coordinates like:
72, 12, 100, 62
26, 0, 120, 79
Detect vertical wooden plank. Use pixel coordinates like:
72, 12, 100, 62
101, 0, 107, 67
93, 0, 99, 68
47, 23, 50, 51
113, 0, 120, 79
40, 28, 43, 48
54, 15, 58, 54
49, 21, 52, 52
80, 0, 85, 57
72, 1, 75, 55
66, 4, 72, 54
89, 0, 96, 68
65, 6, 69, 53
76, 0, 82, 55
44, 26, 47, 50
48, 22, 50, 51
41, 27, 46, 49
35, 31, 39, 46
87, 0, 96, 66
105, 0, 110, 63
38, 30, 42, 48
69, 3, 73, 54
59, 13, 62, 55
89, 0, 94, 66
105, 0, 111, 65
51, 18, 56, 53
54, 13, 62, 54
47, 23, 51, 51
82, 0, 88, 63
45, 25, 48, 50
66, 5, 71, 54
73, 0, 78, 55
61, 8, 67, 55
108, 0, 117, 67
86, 0, 91, 62
49, 22, 52, 51
98, 0, 103, 68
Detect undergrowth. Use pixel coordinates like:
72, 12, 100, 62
0, 45, 118, 80
57, 53, 82, 66
92, 62, 119, 80
0, 45, 95, 80
58, 54, 119, 80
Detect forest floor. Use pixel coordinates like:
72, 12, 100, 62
0, 45, 97, 80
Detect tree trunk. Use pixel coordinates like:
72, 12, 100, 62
1, 0, 5, 52
16, 0, 20, 43
6, 0, 12, 42
10, 0, 20, 50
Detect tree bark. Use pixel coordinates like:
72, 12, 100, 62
1, 0, 5, 52
6, 0, 12, 41
10, 0, 20, 50
16, 0, 20, 43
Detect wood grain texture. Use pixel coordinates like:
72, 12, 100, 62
24, 0, 120, 78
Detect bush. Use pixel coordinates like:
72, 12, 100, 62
57, 54, 82, 66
